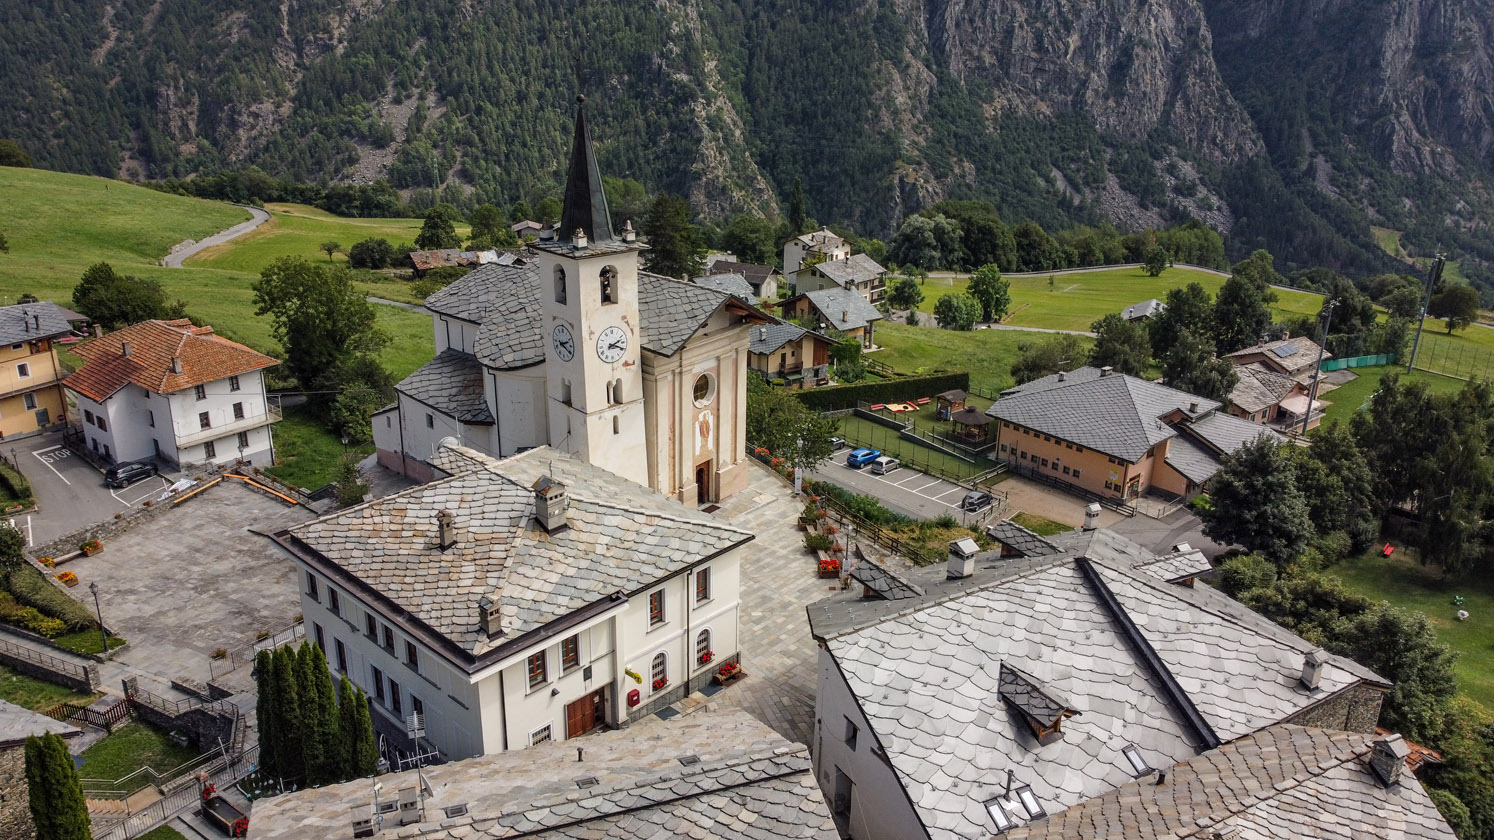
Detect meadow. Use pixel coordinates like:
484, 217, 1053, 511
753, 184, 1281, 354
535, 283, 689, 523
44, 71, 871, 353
872, 321, 1094, 394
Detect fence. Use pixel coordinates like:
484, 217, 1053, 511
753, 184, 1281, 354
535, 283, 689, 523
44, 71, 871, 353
812, 490, 943, 567
0, 631, 100, 692
1319, 353, 1395, 371
1410, 334, 1494, 382
45, 696, 129, 733
208, 616, 305, 681
837, 418, 994, 483
90, 745, 260, 840
1006, 460, 1136, 517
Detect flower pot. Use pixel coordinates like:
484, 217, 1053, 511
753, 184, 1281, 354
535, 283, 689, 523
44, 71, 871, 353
81, 546, 101, 557
818, 568, 840, 579
713, 669, 746, 687
61, 577, 79, 588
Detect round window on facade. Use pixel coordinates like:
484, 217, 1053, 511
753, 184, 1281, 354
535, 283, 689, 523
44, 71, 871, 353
692, 373, 715, 407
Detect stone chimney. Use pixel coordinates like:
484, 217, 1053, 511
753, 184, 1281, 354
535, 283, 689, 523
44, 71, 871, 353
1057, 371, 1066, 382
842, 310, 848, 323
478, 595, 502, 639
21, 311, 29, 333
33, 314, 39, 332
169, 356, 183, 375
1369, 735, 1411, 788
121, 341, 132, 357
92, 324, 103, 339
947, 537, 979, 579
1083, 503, 1101, 531
533, 476, 568, 533
1099, 366, 1113, 377
1301, 647, 1330, 690
436, 510, 457, 551
622, 220, 637, 243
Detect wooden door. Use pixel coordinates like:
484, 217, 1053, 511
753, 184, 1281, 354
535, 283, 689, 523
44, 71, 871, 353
566, 688, 605, 739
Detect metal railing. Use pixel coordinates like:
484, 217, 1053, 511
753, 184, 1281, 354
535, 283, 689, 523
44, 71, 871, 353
1005, 460, 1136, 516
0, 631, 97, 684
208, 616, 305, 681
90, 745, 260, 840
174, 403, 282, 447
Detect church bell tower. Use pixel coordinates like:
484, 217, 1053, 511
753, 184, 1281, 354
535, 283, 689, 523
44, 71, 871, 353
536, 96, 650, 487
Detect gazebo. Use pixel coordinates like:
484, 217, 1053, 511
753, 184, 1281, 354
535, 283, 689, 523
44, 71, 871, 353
935, 389, 968, 421
949, 407, 992, 442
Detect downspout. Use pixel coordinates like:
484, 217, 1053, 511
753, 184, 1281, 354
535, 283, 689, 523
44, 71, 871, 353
396, 395, 409, 476
497, 669, 509, 752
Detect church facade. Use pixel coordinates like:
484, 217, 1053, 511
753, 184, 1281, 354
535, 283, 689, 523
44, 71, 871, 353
372, 103, 771, 504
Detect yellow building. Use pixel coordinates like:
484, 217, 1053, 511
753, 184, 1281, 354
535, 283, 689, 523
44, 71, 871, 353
0, 303, 79, 440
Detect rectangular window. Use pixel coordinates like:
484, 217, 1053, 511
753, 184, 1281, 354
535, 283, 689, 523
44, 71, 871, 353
84, 410, 94, 425
405, 641, 419, 671
365, 613, 377, 639
527, 651, 547, 689
425, 413, 434, 429
194, 385, 206, 401
198, 411, 211, 430
531, 724, 552, 746
648, 590, 665, 626
1020, 452, 1027, 460
15, 363, 28, 378
411, 695, 424, 722
844, 717, 858, 750
1040, 458, 1048, 468
985, 799, 1013, 833
382, 625, 394, 652
560, 635, 580, 673
233, 402, 245, 420
999, 444, 1008, 454
229, 375, 241, 392
328, 589, 340, 616
372, 666, 385, 702
1121, 744, 1151, 776
203, 441, 216, 459
22, 393, 36, 410
1062, 466, 1071, 475
306, 573, 319, 602
313, 622, 325, 652
237, 431, 249, 449
389, 680, 402, 715
335, 638, 347, 673
1015, 787, 1045, 819
147, 409, 154, 427
96, 416, 106, 432
695, 568, 710, 602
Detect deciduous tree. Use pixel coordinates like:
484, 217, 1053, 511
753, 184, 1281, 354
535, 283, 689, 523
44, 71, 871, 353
414, 207, 460, 250
347, 238, 395, 269
1142, 242, 1168, 276
1010, 334, 1087, 385
1161, 329, 1237, 402
1430, 284, 1480, 333
933, 292, 980, 331
1200, 436, 1313, 566
1213, 250, 1280, 353
966, 264, 1011, 323
252, 258, 387, 394
1087, 314, 1151, 376
745, 376, 838, 473
0, 139, 30, 167
319, 241, 343, 262
719, 215, 776, 266
72, 262, 180, 329
1148, 282, 1214, 359
886, 275, 923, 312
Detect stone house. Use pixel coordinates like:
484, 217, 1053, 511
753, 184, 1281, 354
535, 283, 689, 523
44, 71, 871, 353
705, 258, 780, 300
748, 320, 832, 388
1226, 335, 1330, 384
776, 287, 883, 350
790, 253, 889, 305
783, 228, 850, 275
1228, 364, 1328, 431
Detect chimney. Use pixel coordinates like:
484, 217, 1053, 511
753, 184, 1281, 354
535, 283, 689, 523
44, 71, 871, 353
533, 476, 568, 533
478, 595, 502, 639
1083, 503, 1101, 531
759, 326, 768, 341
1057, 371, 1066, 382
435, 510, 457, 551
622, 220, 637, 243
169, 356, 183, 375
842, 310, 849, 322
1188, 401, 1199, 413
573, 228, 588, 249
1300, 648, 1330, 690
1369, 736, 1411, 788
947, 537, 980, 579
92, 324, 103, 339
32, 314, 39, 331
1099, 366, 1113, 377
121, 341, 132, 357
21, 311, 29, 333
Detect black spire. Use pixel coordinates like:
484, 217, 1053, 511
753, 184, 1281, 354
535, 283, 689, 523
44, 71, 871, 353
559, 95, 615, 245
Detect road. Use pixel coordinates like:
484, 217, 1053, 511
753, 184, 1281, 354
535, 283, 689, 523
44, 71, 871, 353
366, 295, 430, 314
161, 204, 271, 267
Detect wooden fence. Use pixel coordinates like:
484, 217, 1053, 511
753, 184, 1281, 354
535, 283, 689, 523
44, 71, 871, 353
45, 696, 130, 733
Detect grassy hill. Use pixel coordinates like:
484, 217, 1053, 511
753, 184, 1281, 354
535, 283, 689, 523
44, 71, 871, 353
187, 203, 463, 275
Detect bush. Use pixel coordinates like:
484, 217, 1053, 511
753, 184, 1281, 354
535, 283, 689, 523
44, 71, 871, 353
0, 593, 66, 637
1309, 530, 1353, 566
805, 533, 834, 552
5, 566, 96, 630
1217, 554, 1277, 597
793, 371, 971, 412
0, 462, 32, 504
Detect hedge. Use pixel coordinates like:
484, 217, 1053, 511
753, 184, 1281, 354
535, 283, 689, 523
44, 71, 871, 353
793, 371, 971, 412
0, 461, 32, 504
5, 565, 96, 630
0, 591, 66, 637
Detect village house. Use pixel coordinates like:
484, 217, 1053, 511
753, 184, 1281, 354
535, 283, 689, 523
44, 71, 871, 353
406, 249, 503, 277
510, 219, 545, 239
1226, 334, 1330, 384
748, 319, 832, 388
1228, 363, 1328, 431
790, 253, 889, 305
987, 366, 1282, 502
704, 257, 780, 300
274, 442, 752, 762
805, 527, 1439, 840
783, 228, 851, 275
0, 700, 82, 840
372, 102, 773, 504
64, 319, 280, 467
690, 272, 759, 305
247, 710, 836, 840
1121, 298, 1166, 321
0, 302, 80, 439
776, 287, 883, 350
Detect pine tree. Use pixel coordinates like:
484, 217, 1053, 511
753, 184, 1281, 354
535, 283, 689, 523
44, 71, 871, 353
351, 686, 379, 777
788, 177, 807, 237
271, 646, 304, 783
254, 649, 279, 778
26, 732, 91, 840
296, 641, 339, 785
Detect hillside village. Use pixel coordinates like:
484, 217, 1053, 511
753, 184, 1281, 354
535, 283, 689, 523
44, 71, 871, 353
1, 102, 1492, 840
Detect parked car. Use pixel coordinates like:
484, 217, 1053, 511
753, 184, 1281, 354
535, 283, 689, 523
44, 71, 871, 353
829, 436, 847, 450
846, 448, 881, 468
961, 490, 993, 512
870, 456, 901, 475
104, 461, 158, 488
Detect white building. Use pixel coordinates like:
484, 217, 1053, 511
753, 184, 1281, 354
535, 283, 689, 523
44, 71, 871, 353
64, 319, 279, 467
273, 442, 752, 762
373, 102, 772, 505
783, 228, 851, 275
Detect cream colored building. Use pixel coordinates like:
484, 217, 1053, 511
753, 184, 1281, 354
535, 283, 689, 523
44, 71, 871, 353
0, 303, 78, 439
783, 228, 851, 275
373, 104, 771, 504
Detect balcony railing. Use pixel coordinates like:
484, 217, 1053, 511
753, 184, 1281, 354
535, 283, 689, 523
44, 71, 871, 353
174, 403, 282, 447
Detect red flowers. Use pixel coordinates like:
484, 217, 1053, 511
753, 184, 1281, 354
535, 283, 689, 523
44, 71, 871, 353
201, 782, 217, 802
819, 558, 841, 574
652, 677, 668, 691
699, 649, 715, 665
717, 661, 741, 679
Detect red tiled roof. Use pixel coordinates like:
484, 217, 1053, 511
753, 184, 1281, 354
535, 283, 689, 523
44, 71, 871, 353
64, 319, 278, 402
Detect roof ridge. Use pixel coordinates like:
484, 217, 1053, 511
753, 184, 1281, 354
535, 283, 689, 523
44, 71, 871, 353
561, 493, 755, 537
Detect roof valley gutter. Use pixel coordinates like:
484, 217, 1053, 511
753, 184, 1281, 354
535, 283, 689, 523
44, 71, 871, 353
1075, 557, 1222, 750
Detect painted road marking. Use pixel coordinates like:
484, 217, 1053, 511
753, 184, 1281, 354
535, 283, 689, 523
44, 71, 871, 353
32, 445, 70, 485
111, 476, 168, 507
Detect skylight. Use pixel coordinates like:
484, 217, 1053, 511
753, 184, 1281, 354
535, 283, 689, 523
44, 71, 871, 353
1122, 744, 1151, 776
1015, 786, 1046, 819
985, 798, 1013, 832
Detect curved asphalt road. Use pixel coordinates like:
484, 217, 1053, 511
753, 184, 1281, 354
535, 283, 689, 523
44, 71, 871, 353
161, 204, 271, 267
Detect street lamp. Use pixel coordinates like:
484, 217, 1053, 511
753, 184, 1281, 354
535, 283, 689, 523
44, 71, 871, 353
88, 582, 108, 658
1301, 299, 1340, 436
340, 432, 350, 454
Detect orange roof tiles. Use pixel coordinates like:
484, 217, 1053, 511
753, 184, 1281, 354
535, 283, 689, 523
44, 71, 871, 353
64, 319, 278, 402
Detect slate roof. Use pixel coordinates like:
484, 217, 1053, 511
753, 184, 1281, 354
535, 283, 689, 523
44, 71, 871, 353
408, 249, 499, 271
1229, 364, 1300, 413
396, 350, 493, 424
846, 546, 924, 601
985, 520, 1060, 557
1002, 367, 1105, 397
999, 663, 1078, 726
691, 272, 759, 304
248, 710, 838, 840
987, 371, 1219, 462
793, 228, 846, 250
0, 302, 77, 345
1007, 725, 1455, 840
807, 552, 1387, 839
705, 259, 777, 292
795, 287, 884, 331
1227, 335, 1329, 375
0, 699, 81, 748
749, 320, 810, 355
66, 319, 278, 401
809, 253, 886, 288
1045, 527, 1155, 568
279, 445, 752, 662
1162, 432, 1223, 484
1131, 547, 1215, 583
1121, 298, 1166, 320
425, 263, 767, 367
1185, 410, 1284, 455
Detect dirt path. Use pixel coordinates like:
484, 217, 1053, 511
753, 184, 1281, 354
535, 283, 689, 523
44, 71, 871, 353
160, 205, 270, 267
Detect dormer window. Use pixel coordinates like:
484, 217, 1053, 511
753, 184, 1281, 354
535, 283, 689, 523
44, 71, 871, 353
600, 266, 618, 305
999, 663, 1079, 745
554, 266, 567, 304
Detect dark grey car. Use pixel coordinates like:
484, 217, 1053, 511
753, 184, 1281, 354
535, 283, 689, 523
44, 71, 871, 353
104, 461, 157, 489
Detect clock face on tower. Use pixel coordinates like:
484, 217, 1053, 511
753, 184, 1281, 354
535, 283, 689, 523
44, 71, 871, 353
596, 325, 628, 363
551, 324, 575, 361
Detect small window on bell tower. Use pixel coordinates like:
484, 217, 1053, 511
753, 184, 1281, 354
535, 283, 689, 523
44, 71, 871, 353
600, 266, 618, 305
554, 266, 567, 304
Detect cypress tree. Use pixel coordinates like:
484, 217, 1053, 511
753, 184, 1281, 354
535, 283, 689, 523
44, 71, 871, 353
253, 649, 278, 778
27, 732, 91, 840
298, 641, 339, 785
350, 686, 379, 777
336, 675, 363, 781
271, 645, 304, 783
788, 177, 807, 236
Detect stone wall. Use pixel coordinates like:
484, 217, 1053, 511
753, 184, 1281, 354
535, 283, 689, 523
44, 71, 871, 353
128, 693, 240, 755
0, 643, 99, 693
1285, 683, 1385, 734
0, 743, 34, 840
27, 463, 233, 562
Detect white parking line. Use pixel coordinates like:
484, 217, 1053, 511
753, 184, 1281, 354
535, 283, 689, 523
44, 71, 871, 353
31, 445, 70, 485
110, 476, 168, 507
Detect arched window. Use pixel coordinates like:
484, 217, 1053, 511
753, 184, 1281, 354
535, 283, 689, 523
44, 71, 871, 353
605, 381, 614, 404
695, 629, 712, 667
651, 652, 668, 692
612, 378, 623, 403
554, 266, 567, 304
600, 266, 618, 305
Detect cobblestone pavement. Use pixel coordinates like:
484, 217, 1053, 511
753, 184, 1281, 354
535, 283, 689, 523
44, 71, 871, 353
671, 462, 836, 745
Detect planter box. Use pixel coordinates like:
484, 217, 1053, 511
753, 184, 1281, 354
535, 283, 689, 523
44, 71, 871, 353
81, 546, 101, 557
713, 669, 746, 687
818, 568, 841, 579
60, 577, 79, 588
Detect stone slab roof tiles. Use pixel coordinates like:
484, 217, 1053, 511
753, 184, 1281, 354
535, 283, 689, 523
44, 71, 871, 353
637, 272, 740, 357
846, 546, 924, 601
1001, 367, 1106, 397
67, 318, 278, 401
985, 520, 1061, 557
1161, 433, 1223, 484
247, 710, 838, 840
812, 253, 887, 287
705, 259, 777, 291
691, 272, 759, 304
396, 349, 494, 424
1121, 298, 1166, 320
1227, 335, 1330, 374
0, 699, 81, 747
799, 287, 884, 331
1184, 410, 1285, 455
1230, 365, 1299, 413
1008, 725, 1456, 840
1130, 548, 1213, 583
749, 319, 811, 355
0, 301, 76, 345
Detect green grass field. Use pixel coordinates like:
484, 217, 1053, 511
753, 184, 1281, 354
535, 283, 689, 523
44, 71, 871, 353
79, 721, 202, 782
186, 202, 454, 274
1332, 550, 1494, 709
0, 663, 97, 711
909, 266, 1325, 331
1011, 511, 1071, 537
874, 321, 1094, 394
1315, 365, 1467, 428
267, 404, 375, 490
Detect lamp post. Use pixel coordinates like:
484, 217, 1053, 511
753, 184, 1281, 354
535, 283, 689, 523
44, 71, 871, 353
88, 582, 108, 658
340, 432, 350, 454
1301, 298, 1339, 436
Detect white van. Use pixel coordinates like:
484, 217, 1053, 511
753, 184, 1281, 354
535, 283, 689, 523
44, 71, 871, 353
870, 456, 901, 475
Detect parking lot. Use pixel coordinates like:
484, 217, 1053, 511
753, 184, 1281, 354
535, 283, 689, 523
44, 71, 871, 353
5, 432, 176, 547
810, 445, 990, 522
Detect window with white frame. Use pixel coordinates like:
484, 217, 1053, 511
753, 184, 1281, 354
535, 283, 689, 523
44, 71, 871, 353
15, 363, 28, 378
561, 635, 580, 673
695, 629, 711, 667
527, 651, 547, 689
648, 589, 664, 627
651, 652, 667, 692
229, 375, 241, 392
531, 724, 553, 746
695, 567, 710, 602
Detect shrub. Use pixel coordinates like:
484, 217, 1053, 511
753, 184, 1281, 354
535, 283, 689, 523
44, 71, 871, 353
5, 565, 96, 630
1217, 554, 1277, 597
793, 371, 971, 412
0, 595, 66, 637
1309, 530, 1353, 566
804, 533, 834, 552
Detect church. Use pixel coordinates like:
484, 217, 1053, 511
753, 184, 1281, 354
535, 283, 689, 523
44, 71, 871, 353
372, 99, 773, 504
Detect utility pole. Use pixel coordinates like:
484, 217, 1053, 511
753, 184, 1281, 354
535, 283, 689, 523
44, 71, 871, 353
1302, 298, 1339, 436
1407, 254, 1446, 373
